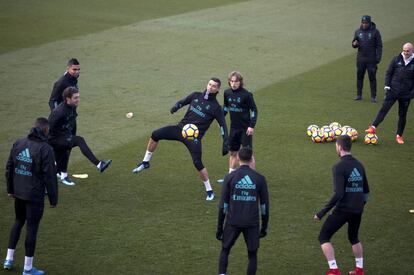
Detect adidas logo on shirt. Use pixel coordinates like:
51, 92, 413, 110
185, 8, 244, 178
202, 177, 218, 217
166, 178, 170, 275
235, 175, 256, 190
348, 168, 362, 182
16, 148, 32, 163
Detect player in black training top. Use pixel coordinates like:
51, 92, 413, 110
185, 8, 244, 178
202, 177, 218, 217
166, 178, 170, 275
49, 58, 80, 111
132, 78, 229, 201
216, 147, 269, 275
314, 135, 369, 275
48, 87, 112, 186
218, 71, 258, 183
4, 118, 57, 275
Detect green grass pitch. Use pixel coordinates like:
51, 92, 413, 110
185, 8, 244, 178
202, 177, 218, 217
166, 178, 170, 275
0, 0, 413, 274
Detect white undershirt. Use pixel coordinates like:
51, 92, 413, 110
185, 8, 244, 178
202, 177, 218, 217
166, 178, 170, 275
402, 53, 414, 65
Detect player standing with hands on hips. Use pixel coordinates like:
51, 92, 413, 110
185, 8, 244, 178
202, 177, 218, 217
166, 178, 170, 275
3, 118, 58, 275
216, 147, 269, 275
132, 78, 229, 201
314, 135, 370, 275
218, 71, 258, 183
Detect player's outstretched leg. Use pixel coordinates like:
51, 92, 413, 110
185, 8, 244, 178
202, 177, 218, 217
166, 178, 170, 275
132, 161, 150, 174
206, 190, 215, 201
132, 139, 157, 174
97, 160, 112, 173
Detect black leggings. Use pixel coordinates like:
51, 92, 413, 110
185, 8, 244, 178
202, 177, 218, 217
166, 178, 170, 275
151, 125, 204, 171
356, 61, 377, 97
372, 93, 411, 136
51, 135, 100, 172
219, 225, 260, 275
8, 198, 44, 257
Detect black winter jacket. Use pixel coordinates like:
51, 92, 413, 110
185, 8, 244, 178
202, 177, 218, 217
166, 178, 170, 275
49, 73, 78, 110
385, 54, 414, 99
48, 102, 77, 139
352, 22, 382, 63
6, 127, 58, 205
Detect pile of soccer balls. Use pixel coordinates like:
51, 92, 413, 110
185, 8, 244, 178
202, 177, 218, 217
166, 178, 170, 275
306, 122, 378, 145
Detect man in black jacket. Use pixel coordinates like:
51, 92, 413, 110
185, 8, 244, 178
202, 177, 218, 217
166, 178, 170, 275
217, 71, 258, 184
48, 87, 112, 186
49, 58, 80, 111
216, 147, 269, 275
132, 78, 229, 201
365, 42, 414, 144
352, 15, 382, 102
3, 118, 58, 275
314, 135, 369, 275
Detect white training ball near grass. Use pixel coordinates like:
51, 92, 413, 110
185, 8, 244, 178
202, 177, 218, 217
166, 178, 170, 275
126, 112, 134, 118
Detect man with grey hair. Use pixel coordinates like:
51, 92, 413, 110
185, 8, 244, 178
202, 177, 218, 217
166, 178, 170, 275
365, 42, 414, 144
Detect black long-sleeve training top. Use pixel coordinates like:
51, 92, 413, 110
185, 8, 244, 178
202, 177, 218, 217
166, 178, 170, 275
173, 91, 228, 140
223, 87, 258, 129
317, 155, 369, 218
49, 72, 78, 110
218, 165, 269, 229
48, 102, 78, 139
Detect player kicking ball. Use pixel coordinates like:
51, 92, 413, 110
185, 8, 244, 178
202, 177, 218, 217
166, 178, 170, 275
132, 78, 229, 201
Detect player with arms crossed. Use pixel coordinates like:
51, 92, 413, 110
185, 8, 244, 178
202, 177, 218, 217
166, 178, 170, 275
132, 78, 229, 201
314, 135, 370, 275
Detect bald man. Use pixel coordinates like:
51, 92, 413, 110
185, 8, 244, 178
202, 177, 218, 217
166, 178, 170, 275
365, 43, 414, 144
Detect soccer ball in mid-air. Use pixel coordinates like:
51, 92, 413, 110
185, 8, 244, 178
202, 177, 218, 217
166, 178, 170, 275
307, 124, 319, 137
182, 124, 199, 140
364, 133, 378, 145
311, 130, 325, 143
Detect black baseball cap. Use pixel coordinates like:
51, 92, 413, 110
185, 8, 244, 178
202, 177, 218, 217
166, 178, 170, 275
361, 15, 371, 23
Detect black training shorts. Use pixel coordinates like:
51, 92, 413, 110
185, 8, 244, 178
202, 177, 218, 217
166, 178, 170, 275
151, 125, 204, 170
228, 128, 252, 152
318, 210, 362, 245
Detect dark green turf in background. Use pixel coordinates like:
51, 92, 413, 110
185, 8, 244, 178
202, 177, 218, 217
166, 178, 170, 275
1, 33, 412, 274
0, 0, 248, 53
1, 0, 414, 274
